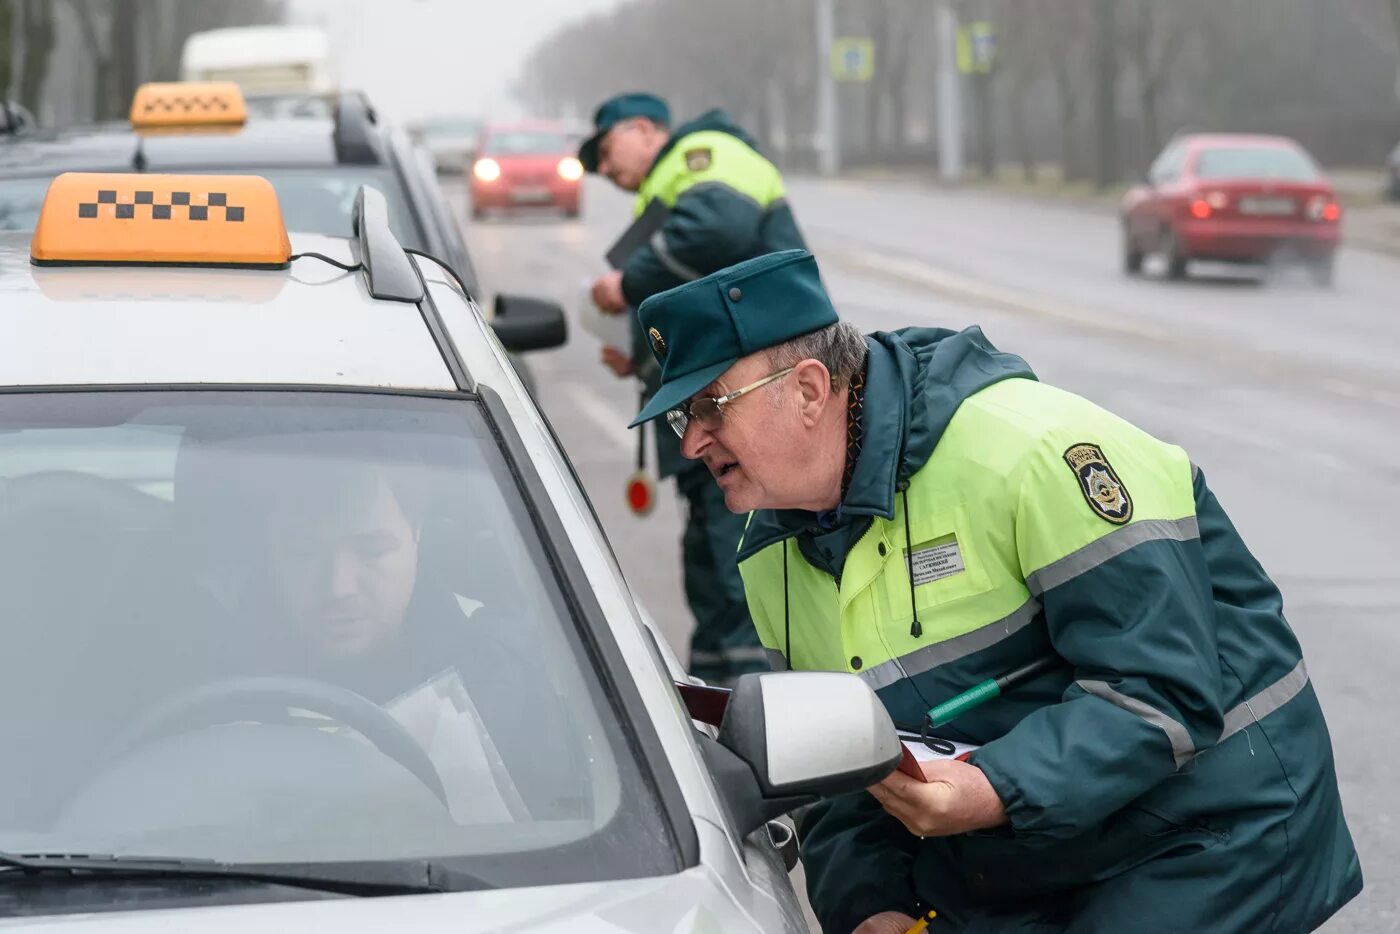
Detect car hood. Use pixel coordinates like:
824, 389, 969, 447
0, 867, 766, 933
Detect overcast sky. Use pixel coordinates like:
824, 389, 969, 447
289, 0, 620, 124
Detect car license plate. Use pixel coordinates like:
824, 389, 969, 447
1239, 197, 1295, 216
510, 187, 553, 203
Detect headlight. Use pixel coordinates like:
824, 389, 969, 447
473, 158, 501, 183
557, 157, 584, 182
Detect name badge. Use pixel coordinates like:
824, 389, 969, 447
906, 537, 966, 586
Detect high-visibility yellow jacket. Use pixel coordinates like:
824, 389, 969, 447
738, 327, 1361, 933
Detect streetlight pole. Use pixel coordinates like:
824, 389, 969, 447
936, 0, 962, 183
815, 0, 838, 176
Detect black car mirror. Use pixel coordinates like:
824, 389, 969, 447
493, 294, 568, 352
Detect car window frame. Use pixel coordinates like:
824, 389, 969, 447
0, 380, 696, 884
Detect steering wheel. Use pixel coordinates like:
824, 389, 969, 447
105, 676, 449, 806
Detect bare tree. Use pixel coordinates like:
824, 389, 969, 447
996, 0, 1043, 181
16, 0, 55, 117
1, 0, 14, 100
1123, 0, 1196, 160
1092, 0, 1119, 189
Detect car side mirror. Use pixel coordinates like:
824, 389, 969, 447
701, 671, 900, 838
492, 294, 567, 352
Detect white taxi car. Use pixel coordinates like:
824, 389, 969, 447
0, 172, 900, 930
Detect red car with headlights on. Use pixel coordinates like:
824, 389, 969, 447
469, 122, 582, 220
1121, 134, 1341, 284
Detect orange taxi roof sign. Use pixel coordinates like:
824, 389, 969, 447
30, 173, 292, 269
130, 82, 247, 129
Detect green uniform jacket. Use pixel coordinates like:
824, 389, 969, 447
738, 328, 1361, 933
620, 110, 806, 477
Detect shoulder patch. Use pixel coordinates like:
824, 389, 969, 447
1063, 443, 1133, 525
685, 147, 712, 172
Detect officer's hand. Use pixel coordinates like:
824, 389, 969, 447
600, 346, 636, 378
853, 912, 917, 934
590, 270, 627, 313
867, 760, 1007, 838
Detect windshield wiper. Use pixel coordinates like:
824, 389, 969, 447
0, 851, 483, 897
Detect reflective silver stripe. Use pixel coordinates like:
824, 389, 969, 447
1220, 659, 1308, 742
649, 229, 703, 282
764, 649, 789, 671
1025, 517, 1200, 597
1077, 679, 1196, 769
689, 645, 773, 665
859, 599, 1041, 692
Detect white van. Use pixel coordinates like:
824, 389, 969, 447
180, 25, 335, 95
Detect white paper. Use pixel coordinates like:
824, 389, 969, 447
576, 276, 632, 352
897, 730, 981, 763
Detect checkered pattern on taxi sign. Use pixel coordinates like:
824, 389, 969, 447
76, 191, 246, 222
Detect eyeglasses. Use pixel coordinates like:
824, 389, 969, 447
665, 367, 794, 439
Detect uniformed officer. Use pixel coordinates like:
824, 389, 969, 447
578, 92, 807, 684
628, 249, 1362, 934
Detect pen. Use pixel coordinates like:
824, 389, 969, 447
924, 655, 1058, 728
903, 908, 938, 932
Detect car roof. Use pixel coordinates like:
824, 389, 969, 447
481, 120, 570, 135
0, 96, 387, 178
1181, 133, 1305, 150
0, 229, 455, 390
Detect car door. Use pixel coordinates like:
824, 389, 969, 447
1134, 142, 1185, 248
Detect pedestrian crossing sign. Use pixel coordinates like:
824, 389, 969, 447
831, 38, 875, 82
957, 22, 997, 75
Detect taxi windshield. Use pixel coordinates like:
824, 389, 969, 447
0, 167, 423, 245
481, 131, 571, 155
0, 391, 674, 887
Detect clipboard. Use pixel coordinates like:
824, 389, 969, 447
606, 198, 672, 269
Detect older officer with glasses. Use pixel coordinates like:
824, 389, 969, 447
629, 249, 1360, 934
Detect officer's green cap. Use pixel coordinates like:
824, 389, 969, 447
630, 249, 839, 428
578, 93, 670, 173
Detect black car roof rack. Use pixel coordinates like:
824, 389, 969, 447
353, 185, 423, 303
333, 91, 383, 165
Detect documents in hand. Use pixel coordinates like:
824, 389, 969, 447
896, 730, 980, 782
577, 276, 631, 352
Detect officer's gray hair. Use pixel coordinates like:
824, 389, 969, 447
766, 322, 868, 390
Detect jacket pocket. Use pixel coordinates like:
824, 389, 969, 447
884, 499, 995, 623
950, 806, 1226, 902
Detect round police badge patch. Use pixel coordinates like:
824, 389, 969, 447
648, 326, 668, 360
1063, 443, 1133, 525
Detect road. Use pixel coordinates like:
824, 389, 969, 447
453, 175, 1400, 932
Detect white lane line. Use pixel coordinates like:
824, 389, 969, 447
563, 382, 636, 449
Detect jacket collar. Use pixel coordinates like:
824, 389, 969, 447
738, 336, 904, 561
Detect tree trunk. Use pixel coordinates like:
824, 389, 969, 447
1013, 76, 1035, 182
1, 0, 14, 100
17, 0, 56, 118
974, 72, 995, 179
1141, 78, 1161, 160
109, 0, 142, 117
1093, 0, 1119, 190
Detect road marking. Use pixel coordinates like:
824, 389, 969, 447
817, 237, 1400, 413
564, 382, 635, 449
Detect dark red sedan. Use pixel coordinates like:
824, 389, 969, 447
1121, 134, 1342, 284
469, 121, 582, 220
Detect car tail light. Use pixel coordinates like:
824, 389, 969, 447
472, 158, 501, 183
1305, 195, 1341, 222
1189, 199, 1212, 220
557, 156, 584, 182
1205, 191, 1229, 210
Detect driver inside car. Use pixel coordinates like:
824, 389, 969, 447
198, 432, 584, 823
